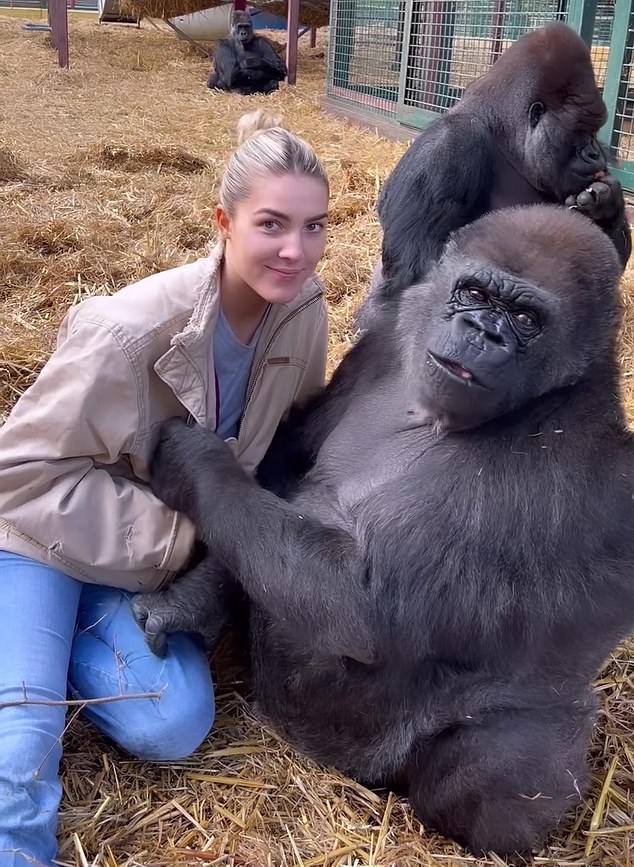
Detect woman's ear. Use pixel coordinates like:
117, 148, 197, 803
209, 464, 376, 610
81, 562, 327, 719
215, 205, 232, 240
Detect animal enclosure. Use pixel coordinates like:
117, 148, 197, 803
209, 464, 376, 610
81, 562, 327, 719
1, 11, 634, 866
326, 0, 634, 193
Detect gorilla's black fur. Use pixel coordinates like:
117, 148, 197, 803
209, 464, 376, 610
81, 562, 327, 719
357, 22, 631, 328
207, 11, 287, 96
134, 205, 634, 857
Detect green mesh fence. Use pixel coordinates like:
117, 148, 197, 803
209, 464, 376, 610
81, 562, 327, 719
401, 0, 567, 115
327, 0, 568, 117
613, 13, 634, 164
329, 0, 407, 112
326, 0, 634, 192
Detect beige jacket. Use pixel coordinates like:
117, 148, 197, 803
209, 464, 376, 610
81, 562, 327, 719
0, 243, 327, 591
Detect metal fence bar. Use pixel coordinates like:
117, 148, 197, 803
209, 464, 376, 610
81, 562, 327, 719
566, 0, 597, 43
397, 0, 415, 104
600, 0, 630, 151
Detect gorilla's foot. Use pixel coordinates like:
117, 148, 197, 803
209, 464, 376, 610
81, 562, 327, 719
406, 703, 594, 856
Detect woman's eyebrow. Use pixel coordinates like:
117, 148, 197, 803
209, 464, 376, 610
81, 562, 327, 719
254, 208, 288, 219
253, 209, 328, 221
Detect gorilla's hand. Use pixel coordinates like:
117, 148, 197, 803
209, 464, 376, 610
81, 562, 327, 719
565, 174, 626, 227
150, 417, 235, 516
132, 558, 232, 657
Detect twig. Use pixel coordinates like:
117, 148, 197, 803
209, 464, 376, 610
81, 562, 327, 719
0, 691, 162, 710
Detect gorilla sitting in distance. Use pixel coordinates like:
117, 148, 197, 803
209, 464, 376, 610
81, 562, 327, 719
133, 204, 634, 858
207, 11, 287, 96
356, 22, 631, 329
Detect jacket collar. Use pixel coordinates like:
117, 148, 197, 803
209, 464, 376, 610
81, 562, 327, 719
154, 240, 323, 426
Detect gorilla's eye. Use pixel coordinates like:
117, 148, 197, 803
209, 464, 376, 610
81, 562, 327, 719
514, 310, 539, 330
468, 288, 487, 302
455, 285, 488, 306
529, 101, 546, 128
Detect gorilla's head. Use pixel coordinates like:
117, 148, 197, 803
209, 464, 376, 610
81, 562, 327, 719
466, 23, 608, 201
399, 204, 622, 432
232, 11, 254, 45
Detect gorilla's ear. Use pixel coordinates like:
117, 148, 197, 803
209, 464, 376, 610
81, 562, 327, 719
528, 101, 546, 128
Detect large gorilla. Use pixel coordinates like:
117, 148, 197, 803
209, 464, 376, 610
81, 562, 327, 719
357, 22, 631, 327
207, 11, 287, 96
134, 205, 634, 857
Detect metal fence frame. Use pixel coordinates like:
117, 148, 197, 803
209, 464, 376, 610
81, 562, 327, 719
326, 0, 634, 193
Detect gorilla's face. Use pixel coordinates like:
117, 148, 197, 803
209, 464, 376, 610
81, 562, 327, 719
232, 14, 253, 45
478, 23, 609, 202
399, 205, 622, 433
522, 106, 607, 200
417, 269, 550, 430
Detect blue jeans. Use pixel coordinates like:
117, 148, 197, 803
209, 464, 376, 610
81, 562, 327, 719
0, 551, 215, 866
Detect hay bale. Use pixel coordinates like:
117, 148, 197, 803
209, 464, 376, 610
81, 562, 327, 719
118, 0, 330, 28
119, 0, 219, 19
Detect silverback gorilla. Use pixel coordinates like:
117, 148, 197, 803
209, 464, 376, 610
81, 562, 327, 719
207, 11, 287, 96
133, 205, 634, 857
357, 22, 631, 327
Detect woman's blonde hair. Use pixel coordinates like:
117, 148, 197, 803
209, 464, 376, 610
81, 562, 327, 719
219, 110, 329, 216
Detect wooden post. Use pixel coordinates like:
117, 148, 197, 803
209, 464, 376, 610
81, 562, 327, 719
48, 0, 69, 67
233, 0, 247, 10
286, 0, 300, 84
310, 25, 317, 47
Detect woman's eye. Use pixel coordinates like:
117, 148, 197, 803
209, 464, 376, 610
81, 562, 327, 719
306, 222, 325, 233
515, 311, 537, 329
262, 220, 280, 231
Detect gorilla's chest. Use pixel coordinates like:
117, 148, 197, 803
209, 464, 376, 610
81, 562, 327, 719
298, 394, 439, 519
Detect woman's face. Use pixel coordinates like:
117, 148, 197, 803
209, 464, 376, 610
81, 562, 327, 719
217, 172, 329, 305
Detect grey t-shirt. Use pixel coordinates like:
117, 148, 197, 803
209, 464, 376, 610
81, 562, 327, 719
212, 309, 266, 440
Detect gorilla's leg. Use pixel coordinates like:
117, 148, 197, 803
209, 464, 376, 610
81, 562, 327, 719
406, 702, 595, 856
142, 418, 376, 664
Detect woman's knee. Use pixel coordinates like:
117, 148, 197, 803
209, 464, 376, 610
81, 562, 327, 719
103, 679, 216, 761
70, 597, 216, 761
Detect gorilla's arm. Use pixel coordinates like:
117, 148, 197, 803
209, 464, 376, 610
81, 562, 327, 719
378, 114, 495, 288
208, 39, 244, 90
251, 36, 287, 81
148, 419, 376, 663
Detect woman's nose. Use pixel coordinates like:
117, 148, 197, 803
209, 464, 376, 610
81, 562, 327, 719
279, 233, 303, 260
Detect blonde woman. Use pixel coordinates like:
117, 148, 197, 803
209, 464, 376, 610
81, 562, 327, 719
0, 110, 329, 866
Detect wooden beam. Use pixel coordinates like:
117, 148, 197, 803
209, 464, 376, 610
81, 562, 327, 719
286, 0, 300, 85
233, 0, 247, 10
310, 25, 317, 48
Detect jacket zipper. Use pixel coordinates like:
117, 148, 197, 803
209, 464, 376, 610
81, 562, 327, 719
242, 291, 322, 412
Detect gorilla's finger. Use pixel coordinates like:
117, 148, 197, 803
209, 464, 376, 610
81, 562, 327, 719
131, 596, 149, 630
576, 188, 598, 209
144, 618, 168, 658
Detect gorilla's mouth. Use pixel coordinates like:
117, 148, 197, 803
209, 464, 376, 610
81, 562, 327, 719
428, 351, 478, 385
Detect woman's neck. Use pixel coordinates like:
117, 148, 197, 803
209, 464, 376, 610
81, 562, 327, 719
219, 252, 269, 345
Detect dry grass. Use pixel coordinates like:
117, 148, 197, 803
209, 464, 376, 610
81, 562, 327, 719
0, 14, 632, 867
